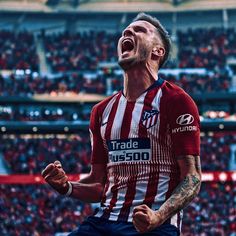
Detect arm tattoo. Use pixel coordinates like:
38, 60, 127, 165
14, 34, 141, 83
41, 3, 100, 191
157, 155, 201, 222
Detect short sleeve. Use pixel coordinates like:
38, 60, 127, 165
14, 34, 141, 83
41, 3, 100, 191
89, 105, 108, 164
168, 92, 200, 157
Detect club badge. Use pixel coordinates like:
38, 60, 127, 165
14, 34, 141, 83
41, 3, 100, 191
141, 109, 159, 129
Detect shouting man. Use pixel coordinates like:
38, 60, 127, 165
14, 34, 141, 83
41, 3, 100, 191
42, 12, 201, 236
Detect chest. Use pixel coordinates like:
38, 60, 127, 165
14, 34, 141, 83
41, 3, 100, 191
100, 93, 163, 141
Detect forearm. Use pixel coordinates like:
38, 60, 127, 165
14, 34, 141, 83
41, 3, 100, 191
68, 168, 106, 202
69, 181, 104, 203
156, 173, 201, 223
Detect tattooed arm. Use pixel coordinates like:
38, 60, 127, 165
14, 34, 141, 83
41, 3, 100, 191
132, 155, 201, 233
157, 155, 201, 220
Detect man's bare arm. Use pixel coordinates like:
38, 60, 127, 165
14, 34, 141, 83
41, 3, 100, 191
42, 162, 107, 203
132, 155, 201, 233
156, 155, 201, 223
69, 163, 107, 202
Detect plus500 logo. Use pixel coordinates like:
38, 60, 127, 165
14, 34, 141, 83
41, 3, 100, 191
109, 151, 150, 163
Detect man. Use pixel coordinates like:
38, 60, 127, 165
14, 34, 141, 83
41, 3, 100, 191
42, 13, 201, 236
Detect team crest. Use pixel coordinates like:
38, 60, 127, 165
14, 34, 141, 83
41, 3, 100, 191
141, 109, 159, 129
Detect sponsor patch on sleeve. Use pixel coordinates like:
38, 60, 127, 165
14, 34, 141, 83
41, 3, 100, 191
172, 113, 197, 134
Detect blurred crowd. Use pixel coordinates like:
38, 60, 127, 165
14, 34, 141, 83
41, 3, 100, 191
160, 70, 232, 94
44, 28, 236, 71
0, 184, 94, 236
0, 104, 92, 122
182, 182, 236, 236
177, 28, 236, 70
0, 27, 235, 97
0, 182, 235, 236
0, 69, 232, 97
0, 30, 39, 71
200, 132, 236, 171
0, 135, 91, 174
44, 31, 119, 72
0, 132, 235, 174
1, 26, 236, 236
0, 72, 106, 96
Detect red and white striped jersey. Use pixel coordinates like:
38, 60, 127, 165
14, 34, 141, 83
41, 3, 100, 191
89, 78, 200, 229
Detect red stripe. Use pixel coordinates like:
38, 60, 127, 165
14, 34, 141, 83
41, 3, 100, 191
100, 179, 110, 207
120, 102, 135, 139
117, 176, 137, 221
142, 165, 159, 208
102, 171, 119, 219
104, 92, 122, 140
140, 87, 162, 207
118, 90, 160, 220
102, 92, 121, 219
149, 116, 153, 128
177, 212, 181, 229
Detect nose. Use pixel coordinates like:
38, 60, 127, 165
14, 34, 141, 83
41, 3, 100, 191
123, 28, 134, 37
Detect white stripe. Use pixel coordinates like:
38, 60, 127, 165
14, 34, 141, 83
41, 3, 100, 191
94, 175, 115, 218
152, 173, 170, 211
149, 88, 163, 162
170, 213, 178, 227
100, 93, 120, 139
151, 115, 156, 127
127, 180, 150, 222
107, 187, 128, 221
179, 210, 183, 230
94, 207, 106, 218
147, 117, 152, 128
129, 93, 146, 138
110, 95, 127, 140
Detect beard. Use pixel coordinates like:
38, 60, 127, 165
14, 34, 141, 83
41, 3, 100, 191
118, 46, 150, 71
118, 56, 137, 71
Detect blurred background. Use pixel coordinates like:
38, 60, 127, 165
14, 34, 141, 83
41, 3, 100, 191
0, 0, 235, 235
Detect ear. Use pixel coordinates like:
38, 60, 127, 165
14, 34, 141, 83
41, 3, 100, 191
151, 46, 165, 60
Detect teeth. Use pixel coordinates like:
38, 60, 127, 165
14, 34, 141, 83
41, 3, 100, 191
123, 39, 132, 43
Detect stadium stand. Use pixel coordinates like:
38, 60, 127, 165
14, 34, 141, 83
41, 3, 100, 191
0, 67, 233, 97
0, 184, 94, 236
0, 182, 235, 235
177, 28, 236, 69
0, 30, 39, 72
0, 103, 92, 121
0, 132, 235, 174
182, 182, 236, 236
0, 1, 236, 235
0, 72, 107, 96
0, 135, 91, 174
44, 31, 119, 72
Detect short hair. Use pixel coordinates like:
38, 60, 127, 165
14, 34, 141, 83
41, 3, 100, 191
133, 12, 171, 69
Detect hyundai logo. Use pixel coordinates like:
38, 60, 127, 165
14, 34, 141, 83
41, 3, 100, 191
176, 114, 194, 125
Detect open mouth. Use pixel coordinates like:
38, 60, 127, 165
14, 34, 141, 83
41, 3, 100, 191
121, 38, 134, 54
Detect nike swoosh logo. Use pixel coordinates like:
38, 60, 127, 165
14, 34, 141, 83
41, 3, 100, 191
101, 121, 108, 126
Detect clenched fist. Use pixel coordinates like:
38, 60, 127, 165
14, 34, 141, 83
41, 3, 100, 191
132, 204, 163, 233
41, 161, 69, 195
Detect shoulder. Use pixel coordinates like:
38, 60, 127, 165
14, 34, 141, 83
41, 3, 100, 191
91, 92, 120, 116
161, 80, 195, 104
89, 92, 120, 129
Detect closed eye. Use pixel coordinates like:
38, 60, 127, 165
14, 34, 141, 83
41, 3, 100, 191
133, 26, 147, 33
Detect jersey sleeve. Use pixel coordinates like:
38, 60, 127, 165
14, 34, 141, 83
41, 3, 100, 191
167, 92, 200, 157
89, 105, 108, 164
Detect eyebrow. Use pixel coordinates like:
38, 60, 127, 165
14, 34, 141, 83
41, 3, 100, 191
122, 25, 148, 35
133, 25, 147, 32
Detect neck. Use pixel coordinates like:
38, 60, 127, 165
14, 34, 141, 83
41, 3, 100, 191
123, 64, 158, 101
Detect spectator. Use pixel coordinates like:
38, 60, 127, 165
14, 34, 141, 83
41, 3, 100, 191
0, 30, 39, 71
